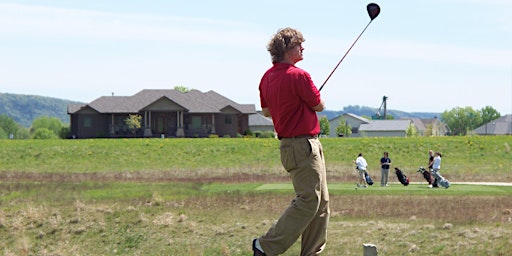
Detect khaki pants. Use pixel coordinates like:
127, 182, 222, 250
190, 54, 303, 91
259, 137, 330, 256
380, 168, 389, 186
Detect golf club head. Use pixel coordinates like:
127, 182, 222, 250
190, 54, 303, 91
367, 3, 380, 20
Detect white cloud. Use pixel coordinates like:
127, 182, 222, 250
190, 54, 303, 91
0, 3, 264, 47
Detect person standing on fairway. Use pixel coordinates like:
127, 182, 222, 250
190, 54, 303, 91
253, 27, 330, 256
379, 152, 391, 186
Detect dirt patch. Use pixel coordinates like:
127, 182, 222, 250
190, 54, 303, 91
0, 171, 290, 183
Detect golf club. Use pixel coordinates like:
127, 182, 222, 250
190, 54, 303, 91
318, 3, 380, 91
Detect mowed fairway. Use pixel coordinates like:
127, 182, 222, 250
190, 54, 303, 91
0, 137, 511, 255
258, 182, 512, 195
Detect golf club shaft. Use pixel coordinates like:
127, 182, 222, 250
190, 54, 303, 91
318, 20, 374, 91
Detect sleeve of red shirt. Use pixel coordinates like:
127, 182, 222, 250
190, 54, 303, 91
296, 70, 321, 108
259, 72, 268, 109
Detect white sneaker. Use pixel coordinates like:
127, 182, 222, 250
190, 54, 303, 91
428, 185, 433, 188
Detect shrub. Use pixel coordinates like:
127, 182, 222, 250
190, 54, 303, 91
259, 131, 275, 138
32, 128, 59, 139
245, 130, 254, 137
59, 126, 70, 139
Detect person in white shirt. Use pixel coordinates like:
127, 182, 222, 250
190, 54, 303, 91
354, 153, 368, 188
431, 151, 450, 188
432, 152, 441, 171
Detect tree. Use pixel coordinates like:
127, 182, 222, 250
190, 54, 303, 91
0, 114, 30, 139
0, 114, 20, 139
319, 116, 330, 136
31, 116, 65, 138
125, 114, 142, 135
480, 106, 500, 125
33, 128, 59, 139
59, 126, 71, 139
424, 123, 433, 137
0, 127, 6, 139
17, 128, 31, 139
406, 123, 419, 137
335, 116, 352, 137
174, 86, 191, 93
441, 107, 481, 136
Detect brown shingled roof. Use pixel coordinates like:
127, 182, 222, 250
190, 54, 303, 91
68, 89, 256, 114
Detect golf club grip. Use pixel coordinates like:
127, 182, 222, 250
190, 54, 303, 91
319, 20, 373, 92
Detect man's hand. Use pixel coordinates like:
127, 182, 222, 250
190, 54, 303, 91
262, 108, 271, 117
312, 99, 325, 112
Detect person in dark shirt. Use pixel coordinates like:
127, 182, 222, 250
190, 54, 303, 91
428, 149, 438, 188
380, 152, 391, 186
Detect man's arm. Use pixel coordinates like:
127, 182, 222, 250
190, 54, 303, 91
312, 99, 325, 112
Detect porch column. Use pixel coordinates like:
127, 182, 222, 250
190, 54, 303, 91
144, 111, 153, 137
176, 111, 185, 137
110, 114, 115, 135
211, 113, 216, 134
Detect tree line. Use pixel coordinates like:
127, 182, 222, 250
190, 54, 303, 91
319, 105, 502, 137
0, 114, 146, 140
0, 115, 69, 139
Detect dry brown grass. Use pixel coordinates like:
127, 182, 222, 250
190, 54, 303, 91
1, 191, 510, 255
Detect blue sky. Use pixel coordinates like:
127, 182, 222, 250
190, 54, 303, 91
1, 0, 511, 114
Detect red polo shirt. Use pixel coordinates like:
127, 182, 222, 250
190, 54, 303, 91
259, 63, 321, 138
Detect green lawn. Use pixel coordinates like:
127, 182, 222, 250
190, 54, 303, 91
1, 136, 511, 180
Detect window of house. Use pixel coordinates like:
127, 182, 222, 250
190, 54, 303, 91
84, 117, 91, 127
192, 116, 201, 129
225, 115, 232, 125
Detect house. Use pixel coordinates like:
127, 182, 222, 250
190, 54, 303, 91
358, 119, 413, 137
472, 114, 512, 135
248, 112, 274, 133
410, 117, 450, 136
328, 113, 370, 137
67, 89, 256, 138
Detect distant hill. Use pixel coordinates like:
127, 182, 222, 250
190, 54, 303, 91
0, 93, 441, 128
0, 93, 84, 127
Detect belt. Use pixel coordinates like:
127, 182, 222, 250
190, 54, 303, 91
278, 134, 318, 140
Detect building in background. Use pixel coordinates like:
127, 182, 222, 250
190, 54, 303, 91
472, 114, 512, 135
68, 89, 256, 138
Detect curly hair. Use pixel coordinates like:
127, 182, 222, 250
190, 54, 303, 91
266, 27, 305, 63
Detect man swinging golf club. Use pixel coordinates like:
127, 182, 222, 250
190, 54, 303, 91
253, 27, 330, 256
253, 3, 380, 255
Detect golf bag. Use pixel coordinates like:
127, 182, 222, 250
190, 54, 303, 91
417, 167, 433, 184
364, 171, 374, 186
394, 167, 409, 186
431, 169, 450, 188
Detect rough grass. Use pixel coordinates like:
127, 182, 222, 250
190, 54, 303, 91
0, 136, 512, 255
0, 182, 511, 255
0, 195, 510, 255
